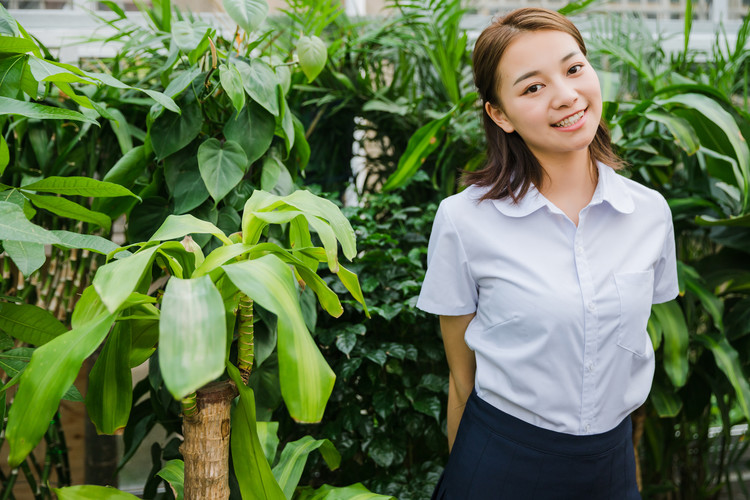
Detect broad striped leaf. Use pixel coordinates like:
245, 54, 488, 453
0, 96, 98, 124
149, 214, 232, 245
223, 255, 335, 422
22, 176, 138, 198
93, 245, 160, 313
24, 193, 111, 232
652, 301, 689, 388
55, 486, 140, 499
0, 201, 60, 244
696, 332, 750, 422
273, 436, 340, 498
0, 302, 67, 346
159, 275, 226, 399
156, 460, 184, 500
6, 313, 115, 466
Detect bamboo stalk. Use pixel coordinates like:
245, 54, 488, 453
237, 293, 254, 385
18, 460, 40, 499
1, 469, 18, 500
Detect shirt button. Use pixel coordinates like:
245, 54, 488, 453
576, 245, 583, 254
587, 301, 596, 311
585, 424, 591, 433
587, 362, 594, 372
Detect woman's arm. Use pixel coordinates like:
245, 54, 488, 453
439, 313, 477, 451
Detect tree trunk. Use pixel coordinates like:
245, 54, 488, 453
632, 405, 647, 492
180, 380, 236, 499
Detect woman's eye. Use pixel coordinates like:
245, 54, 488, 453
568, 64, 584, 75
524, 84, 543, 94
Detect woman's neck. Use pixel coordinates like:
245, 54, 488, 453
537, 152, 598, 226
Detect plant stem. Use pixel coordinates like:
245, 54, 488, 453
18, 460, 39, 499
237, 293, 254, 384
1, 469, 18, 500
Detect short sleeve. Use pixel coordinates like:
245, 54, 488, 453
416, 202, 478, 315
652, 198, 679, 304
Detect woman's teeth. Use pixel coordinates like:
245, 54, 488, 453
553, 110, 584, 128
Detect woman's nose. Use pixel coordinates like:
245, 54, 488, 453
552, 83, 578, 108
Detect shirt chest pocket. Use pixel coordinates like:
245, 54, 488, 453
614, 270, 655, 356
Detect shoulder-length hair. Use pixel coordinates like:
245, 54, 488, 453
463, 7, 624, 202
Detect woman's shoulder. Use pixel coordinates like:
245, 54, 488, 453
602, 165, 670, 214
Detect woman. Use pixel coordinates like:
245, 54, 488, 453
417, 8, 679, 499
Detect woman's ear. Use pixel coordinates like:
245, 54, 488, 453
485, 101, 514, 133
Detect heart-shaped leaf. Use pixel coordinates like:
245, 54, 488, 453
197, 138, 248, 204
296, 36, 327, 83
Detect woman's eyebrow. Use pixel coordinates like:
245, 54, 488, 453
512, 51, 581, 87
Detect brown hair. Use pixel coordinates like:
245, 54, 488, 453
463, 7, 624, 202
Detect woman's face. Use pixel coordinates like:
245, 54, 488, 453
485, 29, 602, 167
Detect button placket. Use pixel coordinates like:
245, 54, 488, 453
574, 222, 599, 434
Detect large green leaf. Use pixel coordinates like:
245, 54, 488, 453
0, 201, 60, 244
222, 0, 268, 34
645, 109, 699, 155
86, 321, 133, 434
93, 245, 160, 313
149, 214, 232, 245
51, 230, 128, 256
54, 486, 140, 499
156, 459, 185, 500
652, 301, 689, 388
696, 332, 750, 422
0, 134, 8, 176
150, 101, 203, 160
103, 146, 152, 187
382, 111, 452, 191
159, 275, 227, 399
0, 35, 36, 53
3, 240, 45, 275
223, 101, 275, 165
227, 363, 286, 500
273, 436, 340, 498
649, 381, 683, 418
236, 59, 279, 116
219, 62, 245, 113
0, 54, 26, 100
0, 302, 67, 346
24, 193, 112, 231
22, 176, 138, 198
297, 36, 327, 83
296, 483, 396, 500
256, 421, 280, 464
163, 146, 210, 215
197, 138, 248, 204
6, 313, 115, 466
0, 96, 98, 124
223, 255, 335, 422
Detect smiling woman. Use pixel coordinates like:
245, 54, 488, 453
417, 7, 679, 500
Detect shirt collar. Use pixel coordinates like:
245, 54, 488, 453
488, 161, 635, 217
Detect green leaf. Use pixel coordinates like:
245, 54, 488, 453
198, 138, 248, 204
296, 35, 327, 83
54, 486, 140, 499
695, 213, 750, 227
223, 255, 335, 422
50, 230, 128, 256
256, 421, 280, 465
93, 245, 160, 313
0, 134, 8, 176
171, 20, 209, 53
236, 59, 279, 116
24, 192, 112, 232
0, 201, 60, 244
156, 459, 184, 500
149, 214, 232, 245
273, 436, 340, 498
219, 62, 245, 114
6, 313, 115, 467
22, 176, 139, 198
649, 381, 683, 418
103, 145, 153, 188
296, 483, 396, 500
223, 101, 275, 165
0, 9, 20, 36
86, 321, 133, 434
696, 332, 750, 422
128, 308, 159, 368
159, 275, 227, 399
140, 89, 180, 114
652, 301, 689, 388
163, 147, 209, 215
0, 96, 98, 124
222, 0, 268, 34
335, 264, 369, 318
261, 153, 294, 196
383, 112, 452, 191
276, 95, 295, 154
227, 363, 286, 500
645, 109, 700, 155
3, 240, 45, 275
150, 101, 203, 160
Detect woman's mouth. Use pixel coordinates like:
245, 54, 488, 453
552, 109, 585, 128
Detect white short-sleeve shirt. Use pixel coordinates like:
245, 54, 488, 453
417, 162, 679, 435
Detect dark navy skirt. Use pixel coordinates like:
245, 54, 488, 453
432, 391, 641, 499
